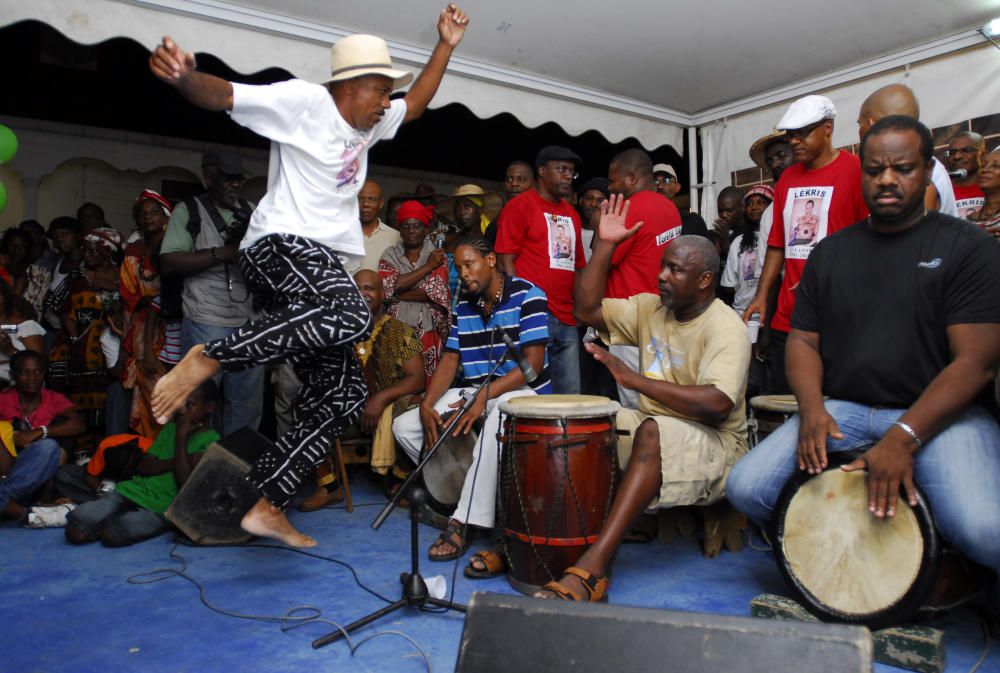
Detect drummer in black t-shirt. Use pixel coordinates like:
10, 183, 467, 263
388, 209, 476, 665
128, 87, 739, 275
726, 116, 1000, 615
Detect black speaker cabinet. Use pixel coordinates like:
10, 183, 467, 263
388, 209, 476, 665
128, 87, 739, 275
456, 593, 872, 673
165, 427, 275, 545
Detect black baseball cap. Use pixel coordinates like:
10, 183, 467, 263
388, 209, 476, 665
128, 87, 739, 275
534, 145, 582, 170
202, 149, 247, 176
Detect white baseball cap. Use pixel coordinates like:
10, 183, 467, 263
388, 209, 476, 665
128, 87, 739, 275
652, 163, 678, 179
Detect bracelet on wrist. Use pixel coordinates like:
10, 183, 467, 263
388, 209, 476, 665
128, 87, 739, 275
40, 425, 48, 439
892, 420, 922, 448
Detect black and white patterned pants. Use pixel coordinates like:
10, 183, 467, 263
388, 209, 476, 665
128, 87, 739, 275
203, 234, 371, 509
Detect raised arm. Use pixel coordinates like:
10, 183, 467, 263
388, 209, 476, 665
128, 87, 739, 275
403, 5, 469, 122
149, 36, 234, 111
574, 194, 642, 333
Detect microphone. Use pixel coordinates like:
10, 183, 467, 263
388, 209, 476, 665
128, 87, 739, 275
499, 331, 538, 384
948, 169, 968, 179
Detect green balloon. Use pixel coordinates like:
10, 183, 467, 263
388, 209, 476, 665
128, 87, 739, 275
0, 126, 17, 164
0, 180, 6, 213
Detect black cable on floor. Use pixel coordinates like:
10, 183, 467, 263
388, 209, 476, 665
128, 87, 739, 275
128, 544, 433, 672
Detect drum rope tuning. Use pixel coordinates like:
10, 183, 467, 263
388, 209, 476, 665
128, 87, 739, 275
497, 398, 619, 594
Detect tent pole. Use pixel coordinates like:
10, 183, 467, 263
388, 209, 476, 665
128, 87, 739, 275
687, 125, 699, 214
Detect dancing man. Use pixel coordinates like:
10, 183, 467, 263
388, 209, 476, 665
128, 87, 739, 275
148, 6, 469, 547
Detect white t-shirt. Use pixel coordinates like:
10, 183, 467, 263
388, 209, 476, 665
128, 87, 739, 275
0, 320, 46, 381
930, 157, 957, 218
721, 233, 762, 315
229, 79, 407, 255
755, 203, 774, 270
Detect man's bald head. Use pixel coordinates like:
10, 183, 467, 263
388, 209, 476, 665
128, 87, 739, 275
607, 148, 654, 198
671, 234, 721, 278
858, 84, 920, 140
354, 268, 385, 315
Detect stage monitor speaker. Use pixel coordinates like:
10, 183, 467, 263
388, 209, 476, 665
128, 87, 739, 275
455, 593, 872, 673
165, 427, 275, 545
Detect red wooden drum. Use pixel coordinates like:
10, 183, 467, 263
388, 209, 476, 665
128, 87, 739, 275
497, 395, 620, 595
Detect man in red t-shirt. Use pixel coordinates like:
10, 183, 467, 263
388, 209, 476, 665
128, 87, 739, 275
497, 145, 585, 394
596, 149, 683, 406
742, 95, 868, 393
947, 131, 987, 219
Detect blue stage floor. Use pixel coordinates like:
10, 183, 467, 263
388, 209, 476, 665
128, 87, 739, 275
3, 472, 996, 673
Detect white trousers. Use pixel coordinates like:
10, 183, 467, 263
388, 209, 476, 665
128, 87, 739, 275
392, 386, 536, 528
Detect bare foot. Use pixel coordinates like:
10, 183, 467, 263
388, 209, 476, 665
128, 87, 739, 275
151, 344, 221, 424
241, 497, 317, 548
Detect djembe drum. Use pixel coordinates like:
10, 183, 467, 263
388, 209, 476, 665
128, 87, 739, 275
497, 395, 620, 595
773, 450, 941, 629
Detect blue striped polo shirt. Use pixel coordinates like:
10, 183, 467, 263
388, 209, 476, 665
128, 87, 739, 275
445, 275, 552, 393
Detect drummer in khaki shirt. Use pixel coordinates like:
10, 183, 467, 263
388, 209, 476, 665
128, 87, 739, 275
537, 195, 750, 603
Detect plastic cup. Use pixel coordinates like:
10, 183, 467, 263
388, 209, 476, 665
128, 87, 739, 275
747, 313, 761, 343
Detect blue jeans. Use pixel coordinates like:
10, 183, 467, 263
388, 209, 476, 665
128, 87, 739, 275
66, 491, 170, 546
546, 313, 580, 394
0, 439, 62, 511
105, 381, 133, 436
726, 399, 1000, 572
182, 317, 264, 436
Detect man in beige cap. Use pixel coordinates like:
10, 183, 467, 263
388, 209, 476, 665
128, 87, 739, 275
742, 94, 867, 394
148, 6, 469, 548
652, 163, 681, 198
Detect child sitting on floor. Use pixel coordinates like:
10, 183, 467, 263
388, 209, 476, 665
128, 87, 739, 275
63, 379, 219, 547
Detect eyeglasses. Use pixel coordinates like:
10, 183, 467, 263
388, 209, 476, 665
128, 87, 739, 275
546, 164, 579, 180
785, 120, 827, 141
653, 176, 677, 185
944, 147, 979, 157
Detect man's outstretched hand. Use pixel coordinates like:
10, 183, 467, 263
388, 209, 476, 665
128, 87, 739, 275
149, 36, 197, 84
597, 194, 643, 245
438, 4, 470, 47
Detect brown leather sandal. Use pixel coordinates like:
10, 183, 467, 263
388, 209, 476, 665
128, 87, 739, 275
539, 566, 609, 602
427, 519, 471, 562
464, 548, 506, 579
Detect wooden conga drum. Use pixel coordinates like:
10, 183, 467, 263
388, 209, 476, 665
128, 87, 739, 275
749, 394, 799, 446
497, 395, 620, 595
773, 450, 941, 629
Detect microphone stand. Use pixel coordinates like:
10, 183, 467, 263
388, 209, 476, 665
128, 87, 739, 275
312, 351, 512, 649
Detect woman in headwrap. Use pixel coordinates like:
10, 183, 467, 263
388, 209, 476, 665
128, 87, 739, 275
378, 200, 451, 377
58, 226, 124, 457
119, 190, 174, 437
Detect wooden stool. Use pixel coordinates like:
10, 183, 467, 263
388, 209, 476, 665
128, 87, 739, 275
331, 437, 371, 513
657, 501, 746, 558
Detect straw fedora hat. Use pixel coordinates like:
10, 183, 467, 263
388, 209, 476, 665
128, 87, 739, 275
749, 129, 788, 171
440, 184, 504, 228
322, 34, 413, 90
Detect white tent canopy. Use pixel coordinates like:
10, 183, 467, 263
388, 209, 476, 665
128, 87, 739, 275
1, 0, 998, 217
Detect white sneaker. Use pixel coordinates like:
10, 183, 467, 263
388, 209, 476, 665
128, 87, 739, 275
26, 504, 76, 528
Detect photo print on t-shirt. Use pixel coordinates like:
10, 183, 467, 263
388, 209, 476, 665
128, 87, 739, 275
336, 137, 370, 190
956, 197, 985, 221
546, 212, 576, 270
741, 249, 758, 284
785, 186, 834, 259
